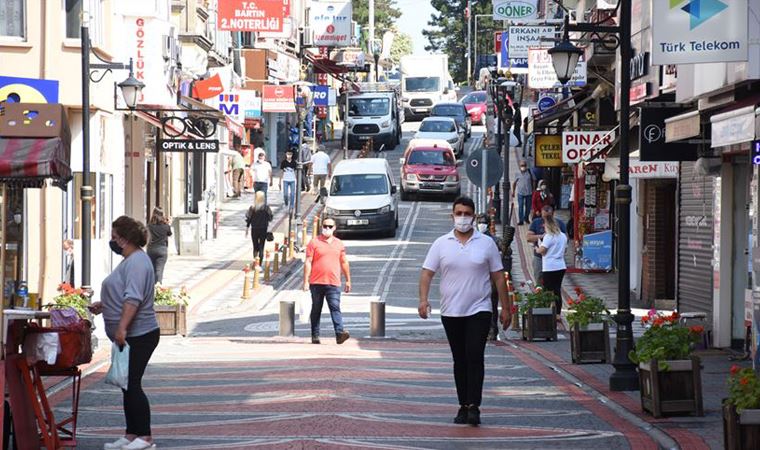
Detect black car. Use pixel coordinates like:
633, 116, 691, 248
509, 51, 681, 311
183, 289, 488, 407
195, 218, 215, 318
430, 102, 471, 140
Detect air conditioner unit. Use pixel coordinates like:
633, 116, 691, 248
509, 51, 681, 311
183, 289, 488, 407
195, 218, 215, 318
302, 27, 313, 47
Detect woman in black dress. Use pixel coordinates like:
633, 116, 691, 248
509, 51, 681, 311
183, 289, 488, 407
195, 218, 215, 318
146, 207, 172, 283
245, 191, 273, 268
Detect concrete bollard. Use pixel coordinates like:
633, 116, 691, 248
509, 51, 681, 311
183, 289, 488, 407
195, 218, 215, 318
288, 231, 295, 261
279, 300, 295, 337
241, 264, 252, 299
506, 273, 520, 331
312, 215, 319, 239
273, 249, 280, 273
370, 300, 386, 338
264, 251, 271, 282
301, 225, 308, 249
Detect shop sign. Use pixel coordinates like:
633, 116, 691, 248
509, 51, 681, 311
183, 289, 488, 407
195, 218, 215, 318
751, 140, 760, 165
652, 0, 748, 65
665, 110, 700, 142
240, 91, 262, 118
0, 76, 59, 103
313, 86, 330, 107
494, 32, 502, 53
630, 83, 650, 104
640, 106, 699, 161
534, 134, 563, 167
603, 157, 679, 180
711, 106, 756, 147
309, 1, 352, 47
597, 0, 617, 8
630, 52, 649, 81
217, 0, 285, 33
157, 139, 219, 152
578, 102, 597, 127
192, 74, 224, 100
507, 26, 556, 59
262, 84, 295, 113
493, 0, 538, 21
562, 131, 615, 163
660, 64, 677, 93
581, 230, 613, 271
528, 48, 586, 89
499, 32, 529, 73
537, 95, 556, 112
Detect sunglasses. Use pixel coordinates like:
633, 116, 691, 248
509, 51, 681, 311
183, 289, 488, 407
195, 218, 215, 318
322, 224, 335, 229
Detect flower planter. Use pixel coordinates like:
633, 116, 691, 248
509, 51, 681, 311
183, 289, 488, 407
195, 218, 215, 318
155, 304, 187, 336
570, 322, 610, 364
521, 306, 557, 341
723, 402, 760, 450
638, 356, 704, 418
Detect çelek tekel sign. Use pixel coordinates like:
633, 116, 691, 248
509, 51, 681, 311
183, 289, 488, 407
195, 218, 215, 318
652, 0, 748, 65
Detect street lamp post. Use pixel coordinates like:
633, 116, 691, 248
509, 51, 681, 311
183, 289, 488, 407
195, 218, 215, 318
293, 82, 314, 249
80, 22, 144, 291
547, 2, 638, 391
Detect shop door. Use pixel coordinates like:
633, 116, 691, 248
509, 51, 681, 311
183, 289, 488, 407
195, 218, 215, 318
641, 180, 677, 304
732, 162, 751, 342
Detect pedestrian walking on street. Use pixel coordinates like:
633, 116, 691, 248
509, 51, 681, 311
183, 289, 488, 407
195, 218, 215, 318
309, 144, 332, 194
251, 148, 272, 199
146, 207, 172, 284
231, 149, 246, 198
512, 160, 534, 225
303, 216, 351, 345
476, 214, 503, 341
88, 216, 160, 450
279, 149, 297, 212
419, 196, 512, 426
535, 210, 568, 320
300, 141, 312, 192
526, 205, 567, 287
245, 191, 273, 268
531, 179, 555, 219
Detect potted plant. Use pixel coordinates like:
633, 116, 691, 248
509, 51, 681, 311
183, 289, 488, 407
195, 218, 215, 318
629, 310, 705, 418
48, 282, 90, 319
723, 365, 760, 449
32, 283, 93, 370
566, 288, 611, 364
154, 284, 189, 336
518, 285, 557, 341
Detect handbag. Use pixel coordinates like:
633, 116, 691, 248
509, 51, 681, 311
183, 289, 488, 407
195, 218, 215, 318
266, 232, 274, 242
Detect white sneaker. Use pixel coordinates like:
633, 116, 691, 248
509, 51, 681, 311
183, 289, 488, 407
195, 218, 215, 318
121, 438, 156, 450
104, 437, 131, 450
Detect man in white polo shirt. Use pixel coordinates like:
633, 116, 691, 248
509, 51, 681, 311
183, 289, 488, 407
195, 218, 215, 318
309, 144, 332, 194
419, 196, 511, 427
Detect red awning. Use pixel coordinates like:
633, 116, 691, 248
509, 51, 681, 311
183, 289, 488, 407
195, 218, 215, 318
0, 137, 72, 189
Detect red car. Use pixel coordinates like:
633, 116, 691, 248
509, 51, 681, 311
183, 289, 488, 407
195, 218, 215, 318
460, 90, 487, 125
399, 139, 460, 200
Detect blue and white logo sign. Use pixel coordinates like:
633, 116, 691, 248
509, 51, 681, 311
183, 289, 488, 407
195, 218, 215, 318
652, 0, 748, 64
499, 32, 528, 73
313, 86, 330, 107
493, 0, 538, 21
537, 96, 556, 112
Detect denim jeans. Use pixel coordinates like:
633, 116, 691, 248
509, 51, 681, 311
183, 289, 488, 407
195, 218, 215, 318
254, 182, 268, 196
518, 194, 531, 223
309, 284, 344, 337
283, 180, 296, 209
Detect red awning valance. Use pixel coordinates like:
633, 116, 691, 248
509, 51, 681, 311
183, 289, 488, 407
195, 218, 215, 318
0, 137, 72, 189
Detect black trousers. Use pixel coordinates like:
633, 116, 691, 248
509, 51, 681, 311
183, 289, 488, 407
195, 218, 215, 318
123, 328, 160, 436
251, 230, 267, 265
147, 248, 168, 283
542, 269, 566, 314
441, 311, 492, 407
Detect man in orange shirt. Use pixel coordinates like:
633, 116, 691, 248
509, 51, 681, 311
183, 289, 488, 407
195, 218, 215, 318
303, 216, 352, 344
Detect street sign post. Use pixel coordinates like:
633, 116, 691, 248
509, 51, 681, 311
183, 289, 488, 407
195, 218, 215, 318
466, 148, 504, 213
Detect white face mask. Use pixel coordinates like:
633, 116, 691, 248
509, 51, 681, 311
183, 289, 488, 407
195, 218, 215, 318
321, 226, 334, 237
453, 215, 474, 233
477, 223, 488, 233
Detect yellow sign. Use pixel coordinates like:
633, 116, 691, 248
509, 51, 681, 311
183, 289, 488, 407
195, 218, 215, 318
535, 134, 563, 167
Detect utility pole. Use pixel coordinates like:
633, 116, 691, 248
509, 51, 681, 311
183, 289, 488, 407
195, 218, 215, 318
294, 29, 305, 249
467, 0, 472, 86
369, 0, 375, 81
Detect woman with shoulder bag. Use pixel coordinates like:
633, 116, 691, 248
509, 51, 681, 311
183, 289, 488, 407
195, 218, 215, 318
146, 207, 172, 283
245, 191, 273, 269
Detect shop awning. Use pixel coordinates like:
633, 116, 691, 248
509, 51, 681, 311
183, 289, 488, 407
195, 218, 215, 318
532, 88, 591, 128
0, 137, 72, 189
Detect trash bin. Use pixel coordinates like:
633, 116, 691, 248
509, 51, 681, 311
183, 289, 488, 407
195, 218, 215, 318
172, 214, 201, 256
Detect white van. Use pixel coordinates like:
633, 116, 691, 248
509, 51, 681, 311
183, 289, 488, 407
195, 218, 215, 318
323, 158, 399, 237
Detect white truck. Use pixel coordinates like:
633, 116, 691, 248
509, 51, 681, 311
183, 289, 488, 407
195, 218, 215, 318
400, 54, 457, 120
346, 82, 404, 150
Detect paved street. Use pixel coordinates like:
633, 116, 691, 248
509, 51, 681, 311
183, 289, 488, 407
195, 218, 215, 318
55, 124, 727, 449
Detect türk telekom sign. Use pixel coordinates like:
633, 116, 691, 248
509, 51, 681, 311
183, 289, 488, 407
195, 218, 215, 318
217, 0, 285, 33
309, 1, 352, 47
262, 85, 295, 113
562, 131, 616, 163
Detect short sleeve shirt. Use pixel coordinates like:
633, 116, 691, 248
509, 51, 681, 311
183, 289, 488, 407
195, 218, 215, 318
540, 232, 568, 272
306, 236, 346, 286
252, 161, 272, 182
280, 158, 297, 182
515, 170, 534, 196
529, 218, 567, 258
100, 250, 159, 340
422, 231, 504, 317
310, 152, 331, 175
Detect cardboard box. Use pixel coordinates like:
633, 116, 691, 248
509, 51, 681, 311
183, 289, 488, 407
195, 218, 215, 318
0, 103, 71, 147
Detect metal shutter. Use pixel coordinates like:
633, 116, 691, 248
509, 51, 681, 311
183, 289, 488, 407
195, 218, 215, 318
677, 161, 714, 316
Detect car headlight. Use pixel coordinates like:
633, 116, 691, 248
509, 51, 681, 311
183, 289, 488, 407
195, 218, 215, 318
379, 205, 391, 214
402, 97, 410, 103
406, 173, 417, 181
381, 120, 390, 128
447, 175, 459, 182
448, 137, 459, 144
325, 207, 336, 215
346, 120, 354, 128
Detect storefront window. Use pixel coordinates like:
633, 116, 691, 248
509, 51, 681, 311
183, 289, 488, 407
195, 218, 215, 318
1, 185, 24, 308
72, 173, 97, 239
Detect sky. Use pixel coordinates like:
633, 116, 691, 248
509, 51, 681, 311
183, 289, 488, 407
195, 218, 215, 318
396, 0, 436, 55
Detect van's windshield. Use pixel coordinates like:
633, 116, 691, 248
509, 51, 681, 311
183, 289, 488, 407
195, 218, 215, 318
330, 174, 388, 196
404, 77, 441, 92
348, 98, 390, 116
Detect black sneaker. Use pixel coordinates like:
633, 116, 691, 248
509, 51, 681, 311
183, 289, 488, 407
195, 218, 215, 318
311, 336, 321, 344
336, 331, 350, 344
467, 406, 481, 426
453, 406, 468, 424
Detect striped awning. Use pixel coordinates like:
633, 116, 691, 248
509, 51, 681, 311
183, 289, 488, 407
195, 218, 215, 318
0, 137, 72, 189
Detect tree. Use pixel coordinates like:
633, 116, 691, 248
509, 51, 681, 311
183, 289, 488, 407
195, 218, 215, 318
389, 32, 413, 65
352, 0, 403, 40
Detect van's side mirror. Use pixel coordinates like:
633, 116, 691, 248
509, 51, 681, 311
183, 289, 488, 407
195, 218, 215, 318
391, 185, 397, 194
399, 158, 405, 165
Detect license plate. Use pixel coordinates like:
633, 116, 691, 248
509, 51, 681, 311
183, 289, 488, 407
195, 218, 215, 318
415, 108, 427, 113
358, 136, 370, 140
422, 183, 443, 190
347, 219, 369, 226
